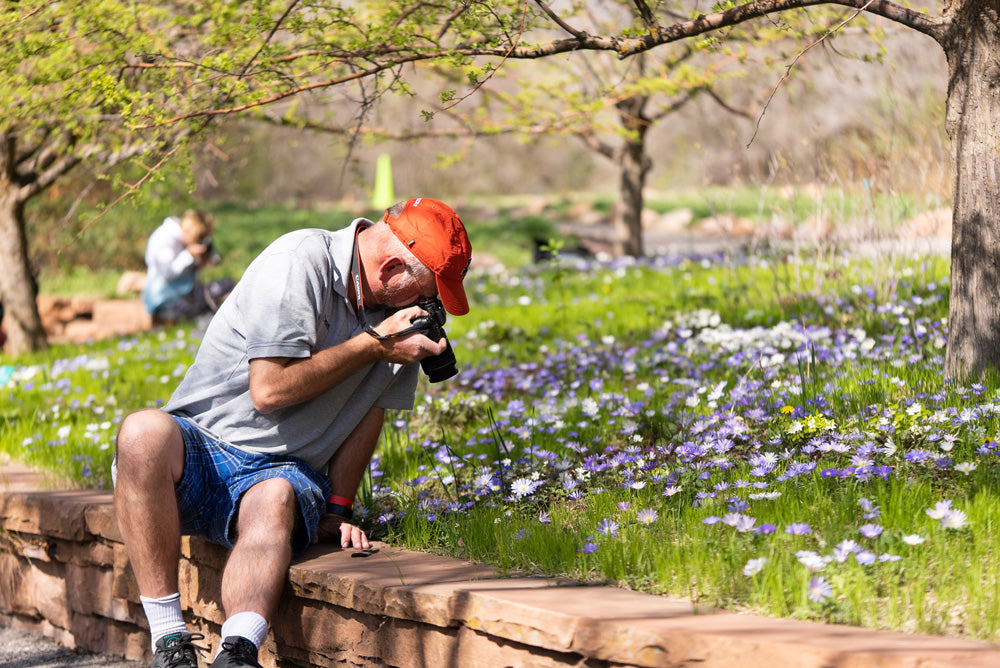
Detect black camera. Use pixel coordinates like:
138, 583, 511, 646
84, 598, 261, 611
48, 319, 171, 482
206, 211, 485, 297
410, 297, 459, 382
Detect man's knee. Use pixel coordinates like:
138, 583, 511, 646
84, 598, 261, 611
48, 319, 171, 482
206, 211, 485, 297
115, 409, 184, 481
244, 478, 297, 514
237, 479, 299, 536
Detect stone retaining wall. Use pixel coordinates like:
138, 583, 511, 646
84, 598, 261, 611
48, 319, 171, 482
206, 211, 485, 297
4, 465, 1000, 668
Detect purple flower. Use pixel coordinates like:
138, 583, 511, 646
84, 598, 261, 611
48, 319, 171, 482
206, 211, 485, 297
597, 518, 620, 537
727, 499, 750, 512
755, 523, 777, 535
577, 541, 598, 555
807, 577, 833, 602
858, 523, 884, 539
832, 539, 859, 563
636, 508, 659, 525
785, 522, 812, 536
855, 551, 877, 565
925, 499, 953, 519
858, 498, 881, 520
703, 516, 722, 525
904, 450, 935, 463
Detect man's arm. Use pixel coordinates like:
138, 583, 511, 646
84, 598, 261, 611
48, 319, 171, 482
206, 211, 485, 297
248, 305, 445, 414
249, 333, 381, 413
316, 405, 386, 548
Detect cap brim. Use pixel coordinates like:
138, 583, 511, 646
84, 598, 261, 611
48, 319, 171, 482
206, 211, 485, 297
437, 276, 469, 316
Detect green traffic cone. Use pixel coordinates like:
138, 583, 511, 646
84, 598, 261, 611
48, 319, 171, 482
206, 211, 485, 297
372, 153, 395, 210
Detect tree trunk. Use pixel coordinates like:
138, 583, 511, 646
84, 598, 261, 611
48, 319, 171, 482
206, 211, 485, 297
0, 185, 47, 354
612, 95, 651, 257
942, 13, 1000, 378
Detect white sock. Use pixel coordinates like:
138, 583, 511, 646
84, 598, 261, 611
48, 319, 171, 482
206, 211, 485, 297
217, 611, 269, 656
140, 592, 186, 651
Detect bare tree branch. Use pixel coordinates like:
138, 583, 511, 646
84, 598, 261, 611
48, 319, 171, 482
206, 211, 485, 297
632, 0, 659, 32
573, 128, 617, 161
19, 153, 83, 200
437, 5, 470, 42
63, 143, 186, 251
533, 0, 589, 40
746, 0, 880, 147
134, 0, 947, 129
515, 0, 946, 58
702, 88, 755, 120
238, 0, 302, 79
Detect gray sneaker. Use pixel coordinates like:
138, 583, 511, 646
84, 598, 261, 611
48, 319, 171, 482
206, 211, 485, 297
152, 632, 206, 668
208, 636, 263, 668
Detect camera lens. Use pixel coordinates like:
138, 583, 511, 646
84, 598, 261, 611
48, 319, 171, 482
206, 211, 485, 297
420, 338, 459, 382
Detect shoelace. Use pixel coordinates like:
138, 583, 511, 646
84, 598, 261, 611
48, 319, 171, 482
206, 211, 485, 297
219, 638, 259, 665
161, 633, 207, 667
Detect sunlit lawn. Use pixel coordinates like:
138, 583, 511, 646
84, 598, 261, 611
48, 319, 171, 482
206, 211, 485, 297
6, 245, 1000, 640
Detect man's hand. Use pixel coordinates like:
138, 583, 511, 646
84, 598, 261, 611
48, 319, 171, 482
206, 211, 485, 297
186, 241, 214, 268
316, 513, 371, 550
187, 241, 210, 258
372, 305, 447, 365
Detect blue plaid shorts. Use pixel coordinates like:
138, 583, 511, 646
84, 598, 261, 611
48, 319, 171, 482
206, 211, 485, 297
172, 415, 331, 555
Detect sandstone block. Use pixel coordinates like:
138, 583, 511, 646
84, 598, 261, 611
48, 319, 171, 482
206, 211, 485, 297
84, 501, 121, 542
64, 563, 116, 618
55, 537, 115, 567
116, 271, 147, 296
92, 299, 153, 337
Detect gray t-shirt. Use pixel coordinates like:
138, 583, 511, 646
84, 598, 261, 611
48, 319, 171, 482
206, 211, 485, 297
163, 219, 419, 473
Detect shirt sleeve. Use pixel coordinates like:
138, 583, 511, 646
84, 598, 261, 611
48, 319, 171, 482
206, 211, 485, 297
375, 363, 420, 410
236, 238, 331, 361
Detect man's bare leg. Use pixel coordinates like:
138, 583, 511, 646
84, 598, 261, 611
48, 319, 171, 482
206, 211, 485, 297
221, 478, 299, 623
114, 409, 186, 597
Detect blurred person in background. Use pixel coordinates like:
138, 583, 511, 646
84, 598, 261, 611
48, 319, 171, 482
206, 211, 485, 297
142, 209, 232, 325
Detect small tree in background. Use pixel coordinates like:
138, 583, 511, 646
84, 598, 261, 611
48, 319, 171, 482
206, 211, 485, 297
0, 2, 209, 353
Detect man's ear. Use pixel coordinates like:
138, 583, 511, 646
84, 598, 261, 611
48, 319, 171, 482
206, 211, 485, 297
375, 255, 407, 283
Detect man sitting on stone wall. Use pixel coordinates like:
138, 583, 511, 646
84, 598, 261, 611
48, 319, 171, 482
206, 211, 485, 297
113, 198, 473, 668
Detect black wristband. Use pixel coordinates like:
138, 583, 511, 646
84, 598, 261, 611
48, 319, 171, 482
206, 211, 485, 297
326, 503, 353, 520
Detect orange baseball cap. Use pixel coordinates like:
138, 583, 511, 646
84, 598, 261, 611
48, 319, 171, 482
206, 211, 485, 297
383, 198, 473, 315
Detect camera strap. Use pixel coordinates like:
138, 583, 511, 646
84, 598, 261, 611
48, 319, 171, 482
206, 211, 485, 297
351, 225, 424, 341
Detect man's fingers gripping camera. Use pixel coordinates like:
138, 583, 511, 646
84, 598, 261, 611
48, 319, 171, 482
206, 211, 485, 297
409, 297, 459, 382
